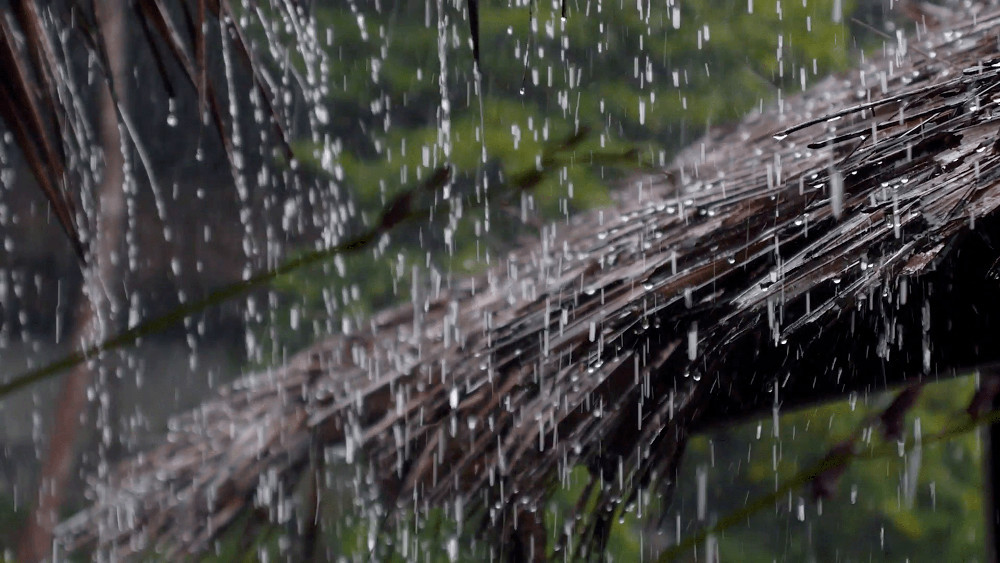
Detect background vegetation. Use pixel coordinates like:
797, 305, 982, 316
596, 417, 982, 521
264, 0, 859, 356
247, 0, 988, 561
1, 0, 984, 560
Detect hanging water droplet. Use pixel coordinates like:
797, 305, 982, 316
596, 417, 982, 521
166, 97, 178, 127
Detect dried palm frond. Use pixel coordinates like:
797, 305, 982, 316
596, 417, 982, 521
0, 0, 293, 261
0, 3, 83, 259
59, 1, 1000, 558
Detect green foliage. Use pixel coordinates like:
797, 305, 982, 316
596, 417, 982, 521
673, 376, 984, 561
264, 0, 859, 361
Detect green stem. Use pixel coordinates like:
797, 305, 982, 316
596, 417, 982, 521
0, 133, 644, 399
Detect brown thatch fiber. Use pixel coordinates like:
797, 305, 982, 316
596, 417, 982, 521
59, 2, 1000, 558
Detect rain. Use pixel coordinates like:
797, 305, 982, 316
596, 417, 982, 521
0, 0, 997, 561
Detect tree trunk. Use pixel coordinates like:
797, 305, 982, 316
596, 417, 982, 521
18, 2, 126, 560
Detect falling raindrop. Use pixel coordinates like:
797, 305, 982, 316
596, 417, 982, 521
687, 323, 698, 360
830, 169, 844, 219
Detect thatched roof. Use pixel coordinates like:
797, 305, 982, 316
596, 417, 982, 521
59, 1, 1000, 558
